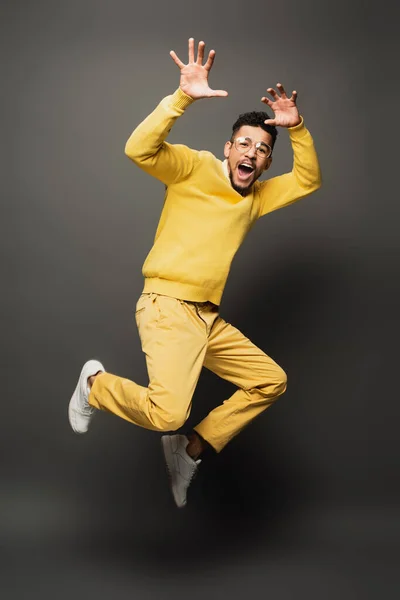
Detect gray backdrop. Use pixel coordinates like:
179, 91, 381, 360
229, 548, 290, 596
2, 0, 399, 598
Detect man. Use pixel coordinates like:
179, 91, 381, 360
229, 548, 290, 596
69, 39, 321, 508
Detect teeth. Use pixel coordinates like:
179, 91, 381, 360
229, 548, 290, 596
240, 163, 254, 169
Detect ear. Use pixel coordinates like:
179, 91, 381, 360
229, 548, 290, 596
263, 156, 272, 172
224, 141, 232, 159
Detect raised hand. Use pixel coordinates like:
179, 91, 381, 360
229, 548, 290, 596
261, 83, 301, 128
170, 38, 228, 100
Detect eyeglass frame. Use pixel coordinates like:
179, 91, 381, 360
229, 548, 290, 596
232, 136, 273, 159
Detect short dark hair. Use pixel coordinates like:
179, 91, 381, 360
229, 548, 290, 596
231, 111, 278, 149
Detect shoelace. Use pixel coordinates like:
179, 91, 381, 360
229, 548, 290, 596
183, 458, 201, 486
80, 388, 95, 415
187, 468, 198, 486
80, 404, 95, 416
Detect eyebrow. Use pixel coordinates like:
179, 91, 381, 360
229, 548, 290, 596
235, 137, 270, 146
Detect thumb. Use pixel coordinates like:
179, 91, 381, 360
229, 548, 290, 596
209, 89, 229, 97
264, 119, 277, 126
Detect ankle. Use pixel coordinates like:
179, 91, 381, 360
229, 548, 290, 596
87, 371, 103, 389
186, 432, 205, 460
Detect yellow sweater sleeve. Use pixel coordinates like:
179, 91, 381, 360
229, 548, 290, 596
258, 118, 322, 217
124, 88, 200, 185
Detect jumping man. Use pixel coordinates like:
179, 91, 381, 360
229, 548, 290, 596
68, 38, 321, 507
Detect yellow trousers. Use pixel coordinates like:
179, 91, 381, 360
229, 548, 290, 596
89, 293, 287, 452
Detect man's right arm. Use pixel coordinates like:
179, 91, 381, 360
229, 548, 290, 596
125, 38, 227, 186
125, 88, 198, 185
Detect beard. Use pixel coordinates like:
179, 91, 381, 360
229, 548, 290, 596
228, 171, 255, 197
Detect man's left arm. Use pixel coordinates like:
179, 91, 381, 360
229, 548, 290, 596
258, 118, 321, 216
257, 83, 321, 217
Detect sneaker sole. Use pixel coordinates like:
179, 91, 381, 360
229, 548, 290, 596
161, 436, 186, 508
68, 360, 103, 434
68, 393, 83, 434
68, 369, 86, 434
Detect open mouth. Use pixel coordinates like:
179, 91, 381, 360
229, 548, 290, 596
237, 162, 255, 180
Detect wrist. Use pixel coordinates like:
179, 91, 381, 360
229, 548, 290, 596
288, 116, 304, 130
172, 87, 196, 110
179, 86, 196, 100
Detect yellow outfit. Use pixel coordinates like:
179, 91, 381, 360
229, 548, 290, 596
89, 88, 321, 452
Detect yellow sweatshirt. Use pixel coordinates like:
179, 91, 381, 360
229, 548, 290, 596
125, 88, 321, 305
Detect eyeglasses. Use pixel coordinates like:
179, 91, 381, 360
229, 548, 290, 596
233, 137, 272, 159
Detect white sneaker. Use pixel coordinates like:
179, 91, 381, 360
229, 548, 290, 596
161, 434, 201, 508
68, 359, 105, 434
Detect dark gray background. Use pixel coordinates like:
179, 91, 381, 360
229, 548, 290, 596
2, 0, 399, 598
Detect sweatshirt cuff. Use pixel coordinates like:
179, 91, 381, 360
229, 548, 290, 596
170, 87, 196, 111
288, 116, 308, 139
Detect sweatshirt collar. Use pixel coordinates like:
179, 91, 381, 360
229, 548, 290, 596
222, 159, 230, 180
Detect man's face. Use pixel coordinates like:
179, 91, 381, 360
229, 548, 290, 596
224, 125, 273, 196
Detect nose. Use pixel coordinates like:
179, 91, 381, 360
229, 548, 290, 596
245, 144, 257, 159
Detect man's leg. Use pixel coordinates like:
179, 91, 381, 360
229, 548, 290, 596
158, 299, 220, 507
193, 315, 287, 453
71, 293, 208, 433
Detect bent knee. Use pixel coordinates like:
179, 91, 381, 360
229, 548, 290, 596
276, 368, 288, 395
152, 410, 187, 432
259, 367, 287, 398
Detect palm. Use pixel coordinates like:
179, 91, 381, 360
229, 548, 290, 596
261, 83, 301, 128
179, 63, 215, 99
170, 38, 228, 100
